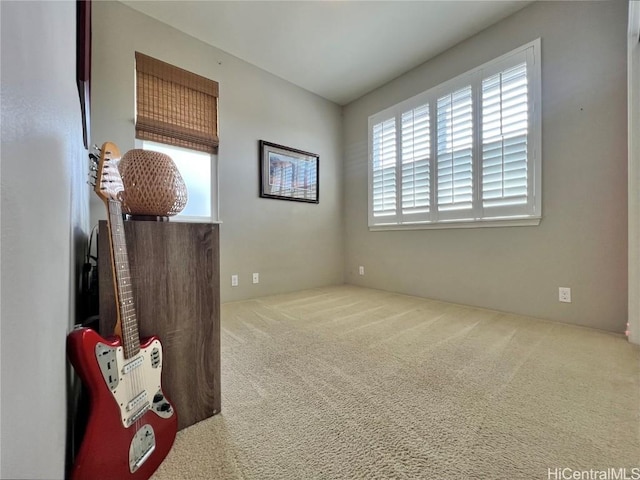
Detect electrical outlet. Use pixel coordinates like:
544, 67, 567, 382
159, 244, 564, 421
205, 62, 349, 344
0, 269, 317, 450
358, 266, 365, 276
231, 275, 239, 287
252, 273, 259, 284
559, 287, 571, 303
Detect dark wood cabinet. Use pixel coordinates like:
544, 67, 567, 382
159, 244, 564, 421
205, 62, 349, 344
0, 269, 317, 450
98, 220, 220, 430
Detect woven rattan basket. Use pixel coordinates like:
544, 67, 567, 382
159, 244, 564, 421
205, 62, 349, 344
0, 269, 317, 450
118, 149, 187, 217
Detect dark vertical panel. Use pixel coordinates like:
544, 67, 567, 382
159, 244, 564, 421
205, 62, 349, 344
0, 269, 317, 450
99, 220, 220, 430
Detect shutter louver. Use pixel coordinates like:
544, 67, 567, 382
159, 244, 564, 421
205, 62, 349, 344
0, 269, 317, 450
372, 118, 397, 217
437, 86, 473, 213
368, 40, 539, 229
401, 104, 430, 216
482, 63, 528, 209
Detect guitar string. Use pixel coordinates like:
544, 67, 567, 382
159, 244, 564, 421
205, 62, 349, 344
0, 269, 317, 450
102, 155, 162, 470
111, 203, 130, 431
111, 199, 145, 440
121, 208, 144, 435
123, 210, 145, 437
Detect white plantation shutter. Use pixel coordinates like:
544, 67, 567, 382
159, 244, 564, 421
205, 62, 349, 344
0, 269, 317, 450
482, 62, 530, 214
368, 39, 540, 229
437, 86, 474, 217
401, 104, 430, 218
372, 117, 397, 218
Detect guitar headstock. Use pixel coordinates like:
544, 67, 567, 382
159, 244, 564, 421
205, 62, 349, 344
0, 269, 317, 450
89, 142, 123, 204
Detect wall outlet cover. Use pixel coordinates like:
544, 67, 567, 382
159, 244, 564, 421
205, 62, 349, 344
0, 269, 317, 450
559, 287, 571, 303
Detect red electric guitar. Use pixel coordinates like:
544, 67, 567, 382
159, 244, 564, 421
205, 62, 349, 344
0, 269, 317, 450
67, 142, 177, 480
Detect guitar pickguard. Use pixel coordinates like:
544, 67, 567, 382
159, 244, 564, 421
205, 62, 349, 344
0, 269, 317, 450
95, 340, 174, 428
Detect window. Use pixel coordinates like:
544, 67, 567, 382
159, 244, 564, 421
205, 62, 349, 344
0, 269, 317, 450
135, 52, 219, 222
368, 39, 541, 229
138, 140, 216, 221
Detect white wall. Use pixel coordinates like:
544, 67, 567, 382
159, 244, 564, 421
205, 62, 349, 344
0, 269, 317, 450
1, 1, 90, 478
90, 1, 344, 303
343, 1, 629, 333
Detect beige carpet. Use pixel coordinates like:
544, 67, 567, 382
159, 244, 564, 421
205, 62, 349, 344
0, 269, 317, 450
152, 285, 640, 479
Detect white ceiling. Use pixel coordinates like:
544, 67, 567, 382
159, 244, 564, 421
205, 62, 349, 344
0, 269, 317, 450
121, 1, 532, 105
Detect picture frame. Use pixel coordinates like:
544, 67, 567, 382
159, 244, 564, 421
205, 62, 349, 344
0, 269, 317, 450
77, 0, 91, 149
259, 141, 319, 204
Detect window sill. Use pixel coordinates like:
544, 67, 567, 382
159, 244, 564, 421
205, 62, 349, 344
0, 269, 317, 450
168, 215, 222, 224
369, 216, 541, 231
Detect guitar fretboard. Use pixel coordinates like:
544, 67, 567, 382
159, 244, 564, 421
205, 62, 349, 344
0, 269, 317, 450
108, 200, 140, 359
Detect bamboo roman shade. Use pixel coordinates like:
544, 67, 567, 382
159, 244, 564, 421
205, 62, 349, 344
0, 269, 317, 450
135, 52, 219, 153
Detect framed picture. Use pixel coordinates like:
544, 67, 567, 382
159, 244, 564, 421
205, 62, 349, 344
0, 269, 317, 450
259, 141, 319, 204
77, 0, 91, 149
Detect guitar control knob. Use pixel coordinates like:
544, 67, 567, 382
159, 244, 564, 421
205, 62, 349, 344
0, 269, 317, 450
153, 393, 164, 403
159, 403, 171, 412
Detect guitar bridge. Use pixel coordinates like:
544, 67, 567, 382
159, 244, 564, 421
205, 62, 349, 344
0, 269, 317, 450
125, 402, 151, 427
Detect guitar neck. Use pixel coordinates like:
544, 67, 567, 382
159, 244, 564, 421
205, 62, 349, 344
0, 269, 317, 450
107, 199, 140, 358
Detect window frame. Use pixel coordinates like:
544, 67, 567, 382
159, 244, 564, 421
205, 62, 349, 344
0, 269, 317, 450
133, 53, 220, 224
136, 139, 220, 224
368, 39, 541, 230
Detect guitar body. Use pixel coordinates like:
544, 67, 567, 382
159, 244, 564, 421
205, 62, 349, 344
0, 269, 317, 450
67, 328, 177, 480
